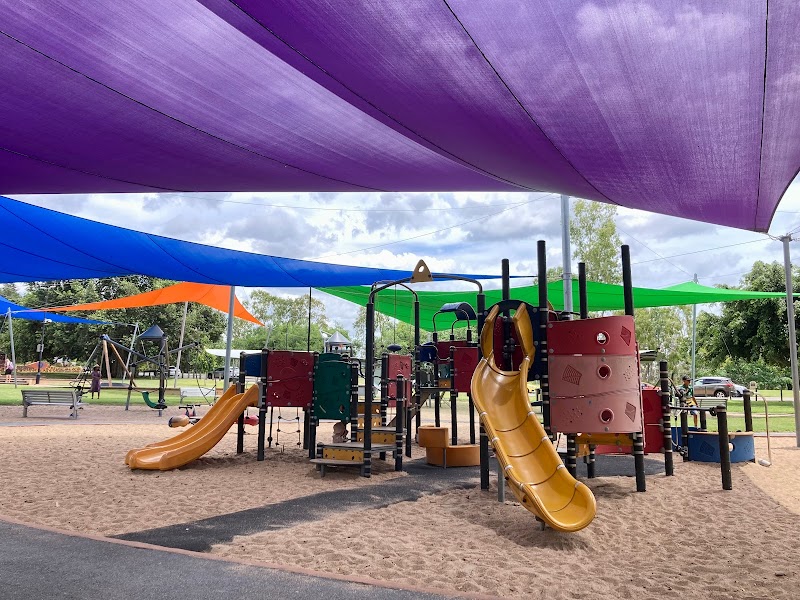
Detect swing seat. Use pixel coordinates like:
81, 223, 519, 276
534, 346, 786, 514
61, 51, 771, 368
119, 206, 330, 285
141, 391, 167, 410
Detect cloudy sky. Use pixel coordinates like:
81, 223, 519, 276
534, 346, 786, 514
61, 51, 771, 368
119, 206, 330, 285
11, 176, 800, 334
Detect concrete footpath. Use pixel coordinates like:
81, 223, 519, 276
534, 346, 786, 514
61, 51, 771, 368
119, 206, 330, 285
0, 519, 466, 600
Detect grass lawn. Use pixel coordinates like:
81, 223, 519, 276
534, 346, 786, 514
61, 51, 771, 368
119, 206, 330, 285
3, 382, 794, 433
0, 378, 225, 407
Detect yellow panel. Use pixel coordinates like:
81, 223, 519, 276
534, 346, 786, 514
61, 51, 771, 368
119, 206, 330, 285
576, 433, 634, 446
323, 448, 364, 462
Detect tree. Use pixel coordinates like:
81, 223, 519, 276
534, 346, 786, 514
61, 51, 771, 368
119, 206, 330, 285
352, 307, 424, 360
569, 199, 622, 284
634, 306, 691, 381
696, 261, 799, 368
236, 290, 344, 354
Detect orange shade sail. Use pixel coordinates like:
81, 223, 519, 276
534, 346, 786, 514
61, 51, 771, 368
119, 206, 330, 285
43, 282, 262, 325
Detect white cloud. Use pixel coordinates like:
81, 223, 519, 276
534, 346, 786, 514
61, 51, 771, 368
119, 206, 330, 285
10, 176, 800, 337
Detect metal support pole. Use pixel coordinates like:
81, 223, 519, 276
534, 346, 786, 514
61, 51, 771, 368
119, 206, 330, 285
307, 288, 312, 352
35, 319, 47, 385
237, 363, 245, 454
450, 345, 458, 445
622, 245, 646, 491
223, 286, 235, 392
477, 291, 490, 490
561, 194, 573, 315
566, 434, 577, 477
174, 301, 188, 388
364, 300, 375, 477
8, 308, 17, 388
717, 406, 733, 490
395, 374, 404, 471
680, 411, 689, 461
780, 235, 800, 447
538, 241, 552, 441
743, 389, 753, 432
257, 351, 267, 461
497, 456, 505, 502
414, 299, 421, 434
123, 323, 138, 383
691, 273, 698, 382
578, 263, 588, 319
659, 360, 674, 476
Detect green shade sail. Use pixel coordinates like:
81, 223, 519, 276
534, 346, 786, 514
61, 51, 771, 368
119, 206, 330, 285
318, 280, 791, 333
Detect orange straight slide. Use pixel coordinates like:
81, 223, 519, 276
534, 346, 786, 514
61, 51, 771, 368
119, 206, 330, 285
125, 385, 258, 471
471, 304, 596, 532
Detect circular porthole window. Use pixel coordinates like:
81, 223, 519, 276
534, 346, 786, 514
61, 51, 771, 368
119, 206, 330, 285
598, 365, 612, 379
596, 332, 608, 344
599, 408, 614, 424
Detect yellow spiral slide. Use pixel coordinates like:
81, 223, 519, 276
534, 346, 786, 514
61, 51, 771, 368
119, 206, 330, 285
125, 385, 258, 471
471, 304, 596, 532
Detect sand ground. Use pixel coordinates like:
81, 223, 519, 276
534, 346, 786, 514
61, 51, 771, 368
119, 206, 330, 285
1, 402, 799, 599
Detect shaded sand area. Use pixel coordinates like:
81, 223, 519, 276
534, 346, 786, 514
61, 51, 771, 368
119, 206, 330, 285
1, 403, 799, 599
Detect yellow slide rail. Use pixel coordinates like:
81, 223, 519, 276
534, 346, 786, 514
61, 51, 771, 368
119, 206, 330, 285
471, 304, 596, 532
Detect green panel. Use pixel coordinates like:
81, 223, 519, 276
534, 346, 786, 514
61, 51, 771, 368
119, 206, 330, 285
314, 361, 351, 420
317, 280, 793, 331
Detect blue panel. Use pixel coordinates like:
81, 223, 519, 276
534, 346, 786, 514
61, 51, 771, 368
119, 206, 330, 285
243, 353, 262, 378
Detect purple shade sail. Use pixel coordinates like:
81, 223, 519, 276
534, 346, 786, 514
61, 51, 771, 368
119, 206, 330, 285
1, 0, 798, 232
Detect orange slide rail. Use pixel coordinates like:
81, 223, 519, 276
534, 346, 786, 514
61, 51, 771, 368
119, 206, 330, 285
471, 304, 596, 532
125, 385, 258, 471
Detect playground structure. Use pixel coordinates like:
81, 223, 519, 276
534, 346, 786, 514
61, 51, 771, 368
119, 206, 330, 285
90, 325, 198, 415
124, 252, 743, 531
307, 261, 483, 476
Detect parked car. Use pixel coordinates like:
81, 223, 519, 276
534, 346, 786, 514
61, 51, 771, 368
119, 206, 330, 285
208, 367, 239, 379
168, 366, 181, 377
732, 382, 748, 396
692, 376, 735, 398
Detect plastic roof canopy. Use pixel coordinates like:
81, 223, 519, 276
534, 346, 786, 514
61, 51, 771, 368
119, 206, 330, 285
1, 1, 798, 231
319, 280, 793, 332
0, 196, 498, 287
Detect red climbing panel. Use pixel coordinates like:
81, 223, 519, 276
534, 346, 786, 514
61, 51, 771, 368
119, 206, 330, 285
548, 316, 643, 435
453, 346, 479, 393
265, 350, 314, 408
385, 353, 412, 401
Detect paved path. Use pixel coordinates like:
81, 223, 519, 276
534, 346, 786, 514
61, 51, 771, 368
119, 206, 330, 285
0, 519, 463, 600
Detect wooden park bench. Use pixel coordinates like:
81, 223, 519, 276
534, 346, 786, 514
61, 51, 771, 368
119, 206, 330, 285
22, 389, 83, 419
179, 387, 217, 406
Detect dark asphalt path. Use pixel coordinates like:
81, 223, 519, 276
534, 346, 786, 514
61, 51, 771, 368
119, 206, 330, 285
0, 519, 461, 600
